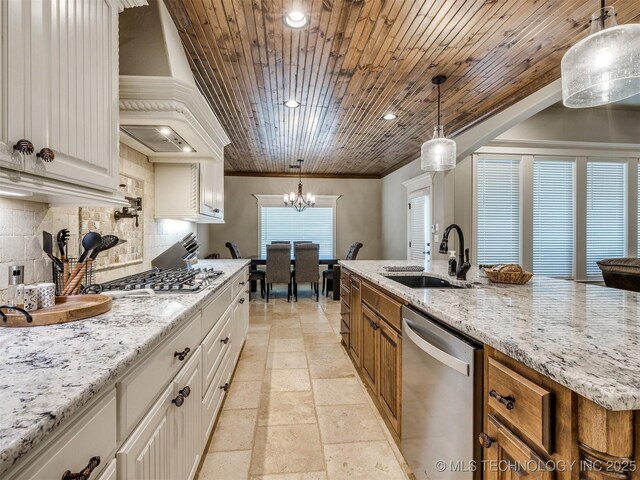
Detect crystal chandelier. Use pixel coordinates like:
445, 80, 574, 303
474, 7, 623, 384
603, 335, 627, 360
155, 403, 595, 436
421, 75, 456, 172
284, 159, 315, 212
562, 1, 640, 108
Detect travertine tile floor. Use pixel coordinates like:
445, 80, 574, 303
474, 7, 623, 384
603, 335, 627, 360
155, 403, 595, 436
196, 288, 410, 480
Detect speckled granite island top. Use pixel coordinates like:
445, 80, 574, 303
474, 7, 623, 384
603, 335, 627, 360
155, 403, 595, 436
0, 259, 249, 476
340, 260, 640, 412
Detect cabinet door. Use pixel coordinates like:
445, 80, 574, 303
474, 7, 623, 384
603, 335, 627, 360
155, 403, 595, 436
174, 350, 203, 480
117, 384, 175, 480
3, 0, 119, 191
349, 279, 362, 367
377, 318, 401, 434
361, 305, 379, 393
482, 415, 554, 480
213, 160, 224, 219
199, 160, 224, 220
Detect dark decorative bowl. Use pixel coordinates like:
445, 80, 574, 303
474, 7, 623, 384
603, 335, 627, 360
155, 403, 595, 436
597, 258, 640, 293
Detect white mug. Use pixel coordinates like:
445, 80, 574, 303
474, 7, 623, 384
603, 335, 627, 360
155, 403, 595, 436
21, 285, 39, 312
37, 283, 56, 308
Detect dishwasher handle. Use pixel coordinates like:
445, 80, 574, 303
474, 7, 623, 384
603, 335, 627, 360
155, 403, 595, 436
402, 318, 470, 376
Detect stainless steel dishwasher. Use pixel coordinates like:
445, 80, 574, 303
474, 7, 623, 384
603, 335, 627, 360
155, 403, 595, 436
401, 306, 483, 480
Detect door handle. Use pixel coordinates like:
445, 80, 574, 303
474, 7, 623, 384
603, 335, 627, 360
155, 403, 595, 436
402, 319, 469, 376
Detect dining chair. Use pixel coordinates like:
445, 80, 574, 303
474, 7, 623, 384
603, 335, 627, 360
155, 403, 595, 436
323, 242, 363, 297
265, 244, 293, 302
293, 243, 320, 301
225, 241, 266, 298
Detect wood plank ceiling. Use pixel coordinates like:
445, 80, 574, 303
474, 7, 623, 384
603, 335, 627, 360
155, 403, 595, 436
164, 0, 640, 177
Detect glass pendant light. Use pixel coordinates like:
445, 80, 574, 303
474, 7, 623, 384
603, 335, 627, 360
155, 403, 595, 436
562, 1, 640, 108
421, 75, 456, 172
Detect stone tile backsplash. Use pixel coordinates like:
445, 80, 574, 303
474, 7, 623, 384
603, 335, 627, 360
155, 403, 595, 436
0, 143, 196, 300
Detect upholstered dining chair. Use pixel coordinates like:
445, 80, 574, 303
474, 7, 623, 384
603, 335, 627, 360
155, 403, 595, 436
293, 243, 320, 301
266, 243, 293, 302
323, 242, 363, 297
225, 241, 266, 298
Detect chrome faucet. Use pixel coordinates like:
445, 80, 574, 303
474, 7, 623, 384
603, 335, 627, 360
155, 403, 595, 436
439, 224, 471, 280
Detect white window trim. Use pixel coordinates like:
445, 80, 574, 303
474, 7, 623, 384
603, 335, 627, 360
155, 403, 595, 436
402, 173, 433, 260
253, 194, 340, 257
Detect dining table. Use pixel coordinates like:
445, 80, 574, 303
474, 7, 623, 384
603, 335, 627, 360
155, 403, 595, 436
249, 257, 341, 300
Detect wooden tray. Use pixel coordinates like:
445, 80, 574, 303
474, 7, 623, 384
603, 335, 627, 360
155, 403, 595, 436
0, 295, 112, 327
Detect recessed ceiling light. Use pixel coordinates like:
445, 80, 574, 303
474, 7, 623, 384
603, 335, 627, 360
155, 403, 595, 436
284, 11, 307, 29
383, 113, 397, 120
158, 127, 171, 135
182, 146, 193, 152
284, 100, 300, 108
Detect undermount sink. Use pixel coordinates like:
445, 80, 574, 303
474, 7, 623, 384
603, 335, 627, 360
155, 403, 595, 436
382, 275, 465, 289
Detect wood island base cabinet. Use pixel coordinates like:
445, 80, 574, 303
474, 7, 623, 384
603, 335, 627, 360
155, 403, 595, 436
340, 269, 404, 439
340, 268, 640, 480
6, 269, 250, 480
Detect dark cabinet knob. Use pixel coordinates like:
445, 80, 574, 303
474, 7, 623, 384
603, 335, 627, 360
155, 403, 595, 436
245, 289, 250, 294
179, 386, 191, 398
478, 432, 495, 449
239, 281, 246, 286
489, 389, 515, 410
220, 382, 230, 392
61, 456, 100, 480
174, 347, 191, 361
221, 336, 230, 344
172, 394, 185, 407
37, 147, 55, 162
13, 139, 34, 155
239, 298, 245, 304
213, 208, 220, 213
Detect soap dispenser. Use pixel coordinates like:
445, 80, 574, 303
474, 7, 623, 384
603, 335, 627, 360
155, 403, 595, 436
448, 251, 457, 277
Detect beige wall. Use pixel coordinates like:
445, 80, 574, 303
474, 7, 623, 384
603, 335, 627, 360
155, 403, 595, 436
204, 175, 382, 260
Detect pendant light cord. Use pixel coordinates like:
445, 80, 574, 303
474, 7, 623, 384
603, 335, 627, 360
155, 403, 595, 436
437, 83, 441, 126
600, 0, 606, 29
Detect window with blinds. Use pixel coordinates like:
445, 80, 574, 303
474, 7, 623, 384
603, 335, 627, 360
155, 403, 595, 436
586, 161, 627, 276
260, 207, 335, 258
409, 195, 429, 262
476, 158, 521, 265
533, 159, 575, 277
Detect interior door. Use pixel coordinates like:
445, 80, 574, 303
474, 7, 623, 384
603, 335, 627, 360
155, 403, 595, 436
408, 193, 431, 262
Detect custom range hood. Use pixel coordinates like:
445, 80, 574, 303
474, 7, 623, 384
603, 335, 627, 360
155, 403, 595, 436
119, 0, 230, 162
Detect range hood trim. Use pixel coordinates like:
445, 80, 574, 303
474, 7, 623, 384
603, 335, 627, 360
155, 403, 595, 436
119, 75, 230, 162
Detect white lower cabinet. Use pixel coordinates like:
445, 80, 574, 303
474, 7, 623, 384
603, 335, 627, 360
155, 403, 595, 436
96, 459, 117, 480
174, 349, 203, 480
6, 270, 249, 480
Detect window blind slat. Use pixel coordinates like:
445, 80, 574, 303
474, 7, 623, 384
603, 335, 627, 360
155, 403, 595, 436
533, 159, 575, 277
586, 161, 627, 276
476, 158, 521, 265
260, 207, 334, 258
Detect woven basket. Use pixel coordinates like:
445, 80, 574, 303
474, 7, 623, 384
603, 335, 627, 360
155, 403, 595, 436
484, 268, 533, 285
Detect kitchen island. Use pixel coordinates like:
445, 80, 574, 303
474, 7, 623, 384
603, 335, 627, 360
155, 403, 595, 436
340, 259, 640, 480
0, 259, 250, 480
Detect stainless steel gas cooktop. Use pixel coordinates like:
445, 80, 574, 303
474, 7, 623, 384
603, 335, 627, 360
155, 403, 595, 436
100, 268, 223, 293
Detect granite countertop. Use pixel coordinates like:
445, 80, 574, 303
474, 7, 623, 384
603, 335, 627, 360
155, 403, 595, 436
340, 260, 640, 412
0, 259, 249, 476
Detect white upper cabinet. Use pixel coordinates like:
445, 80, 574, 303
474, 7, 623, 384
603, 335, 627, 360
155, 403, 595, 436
1, 0, 120, 193
154, 162, 224, 223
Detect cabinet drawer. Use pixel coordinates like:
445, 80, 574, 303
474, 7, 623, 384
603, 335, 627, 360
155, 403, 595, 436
487, 357, 554, 453
340, 269, 351, 285
361, 283, 402, 331
117, 313, 202, 439
202, 350, 232, 445
482, 415, 554, 480
232, 270, 250, 298
340, 285, 351, 306
12, 391, 116, 480
340, 301, 350, 328
202, 308, 233, 395
202, 282, 232, 338
340, 319, 350, 348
